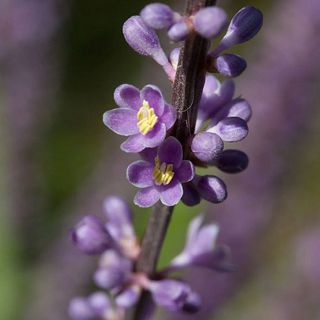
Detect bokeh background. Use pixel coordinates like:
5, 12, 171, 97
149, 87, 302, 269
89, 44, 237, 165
1, 0, 320, 319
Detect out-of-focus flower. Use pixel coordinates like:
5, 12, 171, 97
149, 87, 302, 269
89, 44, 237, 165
103, 84, 176, 153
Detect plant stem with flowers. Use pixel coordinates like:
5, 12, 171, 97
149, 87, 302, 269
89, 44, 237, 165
68, 1, 263, 320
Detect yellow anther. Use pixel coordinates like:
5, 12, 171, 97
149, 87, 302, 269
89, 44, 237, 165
153, 156, 174, 186
136, 100, 158, 135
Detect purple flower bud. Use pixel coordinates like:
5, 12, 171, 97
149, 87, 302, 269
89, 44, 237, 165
69, 297, 95, 320
123, 16, 168, 66
214, 54, 247, 77
191, 132, 224, 162
193, 7, 227, 39
182, 183, 201, 207
94, 250, 132, 289
226, 6, 263, 43
69, 293, 112, 320
214, 149, 249, 173
196, 175, 227, 203
168, 20, 190, 42
103, 196, 135, 245
71, 215, 112, 255
182, 291, 201, 313
226, 98, 252, 121
140, 3, 175, 29
115, 286, 141, 309
208, 117, 248, 142
169, 47, 181, 70
149, 280, 199, 313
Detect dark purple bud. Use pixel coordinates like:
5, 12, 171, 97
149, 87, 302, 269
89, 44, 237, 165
196, 175, 227, 203
182, 183, 201, 207
209, 117, 248, 142
140, 3, 175, 29
215, 149, 249, 173
69, 298, 95, 320
226, 98, 252, 121
215, 54, 247, 77
115, 286, 141, 309
226, 6, 263, 43
191, 132, 224, 162
71, 215, 112, 255
123, 16, 168, 66
149, 280, 199, 313
168, 20, 190, 42
193, 7, 227, 39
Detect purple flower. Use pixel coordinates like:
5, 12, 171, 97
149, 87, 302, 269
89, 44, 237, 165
69, 292, 112, 320
71, 215, 113, 255
103, 84, 176, 153
168, 20, 191, 42
127, 137, 194, 207
193, 7, 227, 39
170, 215, 233, 271
140, 3, 177, 30
149, 279, 201, 313
94, 250, 132, 290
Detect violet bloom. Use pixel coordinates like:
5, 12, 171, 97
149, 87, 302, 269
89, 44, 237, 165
103, 84, 176, 153
149, 279, 201, 313
71, 215, 113, 255
127, 137, 194, 207
170, 215, 233, 271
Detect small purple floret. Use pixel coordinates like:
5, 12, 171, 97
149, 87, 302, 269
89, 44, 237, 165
214, 149, 249, 173
71, 215, 112, 255
168, 20, 190, 42
127, 137, 194, 207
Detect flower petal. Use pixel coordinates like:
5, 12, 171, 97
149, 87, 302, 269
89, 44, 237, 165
159, 178, 183, 206
140, 122, 166, 148
120, 134, 145, 153
103, 108, 139, 136
127, 160, 154, 188
158, 136, 183, 167
139, 147, 157, 163
176, 160, 194, 183
141, 85, 164, 116
114, 84, 142, 111
134, 187, 160, 208
161, 103, 176, 129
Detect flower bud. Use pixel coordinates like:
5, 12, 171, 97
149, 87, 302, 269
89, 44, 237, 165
196, 175, 227, 203
191, 132, 224, 162
208, 117, 248, 142
149, 280, 198, 312
123, 16, 168, 66
140, 3, 175, 29
214, 54, 247, 77
193, 7, 227, 39
182, 184, 201, 207
226, 98, 252, 121
182, 291, 201, 313
169, 47, 181, 70
215, 149, 249, 173
168, 20, 190, 42
69, 298, 95, 320
88, 292, 112, 317
71, 215, 112, 255
115, 286, 141, 308
94, 266, 125, 290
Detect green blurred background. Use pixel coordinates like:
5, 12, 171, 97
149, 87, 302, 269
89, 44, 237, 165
1, 0, 320, 319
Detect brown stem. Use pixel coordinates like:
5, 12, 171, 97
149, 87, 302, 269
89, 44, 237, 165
132, 1, 216, 319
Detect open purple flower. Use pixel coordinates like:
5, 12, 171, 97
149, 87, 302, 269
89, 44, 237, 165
127, 137, 194, 207
103, 84, 176, 153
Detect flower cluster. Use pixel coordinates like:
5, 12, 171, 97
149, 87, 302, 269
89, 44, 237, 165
69, 196, 232, 319
103, 3, 262, 208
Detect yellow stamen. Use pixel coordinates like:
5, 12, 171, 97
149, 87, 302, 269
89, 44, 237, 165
136, 100, 158, 135
153, 156, 174, 186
